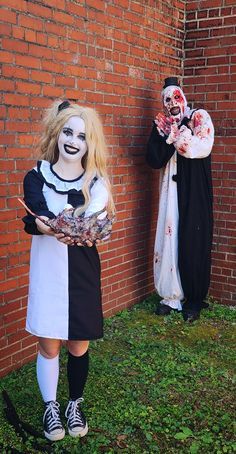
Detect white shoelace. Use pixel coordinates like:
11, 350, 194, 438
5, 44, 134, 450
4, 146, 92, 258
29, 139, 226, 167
65, 398, 84, 427
44, 401, 62, 431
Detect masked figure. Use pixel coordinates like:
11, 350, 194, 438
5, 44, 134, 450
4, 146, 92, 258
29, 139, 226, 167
146, 77, 214, 322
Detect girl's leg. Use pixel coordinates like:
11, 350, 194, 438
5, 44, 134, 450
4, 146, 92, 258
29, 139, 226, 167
37, 338, 65, 441
67, 340, 89, 400
65, 340, 89, 437
37, 338, 61, 402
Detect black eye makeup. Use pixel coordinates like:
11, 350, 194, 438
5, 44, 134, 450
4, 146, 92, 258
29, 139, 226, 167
63, 127, 73, 136
62, 128, 86, 141
166, 97, 171, 103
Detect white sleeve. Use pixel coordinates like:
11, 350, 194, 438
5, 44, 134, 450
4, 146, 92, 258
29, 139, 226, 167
174, 109, 214, 159
84, 178, 109, 218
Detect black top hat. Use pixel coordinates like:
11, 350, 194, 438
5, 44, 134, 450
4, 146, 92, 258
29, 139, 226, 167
163, 77, 180, 89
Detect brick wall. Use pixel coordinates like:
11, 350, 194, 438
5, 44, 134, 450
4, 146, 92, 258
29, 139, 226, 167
184, 0, 236, 306
0, 0, 185, 376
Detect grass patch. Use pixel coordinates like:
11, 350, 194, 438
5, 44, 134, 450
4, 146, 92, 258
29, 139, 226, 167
0, 294, 235, 453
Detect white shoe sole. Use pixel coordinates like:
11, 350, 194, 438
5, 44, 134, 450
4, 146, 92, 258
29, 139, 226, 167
44, 428, 65, 441
68, 422, 88, 438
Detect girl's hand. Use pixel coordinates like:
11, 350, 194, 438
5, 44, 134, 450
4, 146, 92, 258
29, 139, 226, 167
36, 217, 54, 235
76, 239, 101, 247
54, 233, 75, 246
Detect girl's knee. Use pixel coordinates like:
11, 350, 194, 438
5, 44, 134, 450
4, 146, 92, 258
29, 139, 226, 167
38, 339, 61, 359
67, 340, 89, 357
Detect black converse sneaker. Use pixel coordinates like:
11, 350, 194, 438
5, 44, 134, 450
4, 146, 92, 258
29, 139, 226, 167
65, 398, 88, 437
43, 401, 65, 441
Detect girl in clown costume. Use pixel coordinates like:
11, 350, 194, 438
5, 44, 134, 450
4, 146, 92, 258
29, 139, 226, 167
22, 100, 115, 441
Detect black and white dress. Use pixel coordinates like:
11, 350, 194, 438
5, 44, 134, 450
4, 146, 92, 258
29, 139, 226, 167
23, 160, 109, 341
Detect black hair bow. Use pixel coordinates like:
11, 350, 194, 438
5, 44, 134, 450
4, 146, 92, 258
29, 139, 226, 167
57, 100, 70, 113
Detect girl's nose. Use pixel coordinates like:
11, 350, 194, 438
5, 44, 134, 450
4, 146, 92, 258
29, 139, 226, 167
69, 136, 77, 145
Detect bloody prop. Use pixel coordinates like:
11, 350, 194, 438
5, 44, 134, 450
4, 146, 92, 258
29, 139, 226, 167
18, 198, 115, 245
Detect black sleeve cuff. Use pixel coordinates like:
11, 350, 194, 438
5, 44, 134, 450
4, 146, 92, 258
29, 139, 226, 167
23, 210, 55, 236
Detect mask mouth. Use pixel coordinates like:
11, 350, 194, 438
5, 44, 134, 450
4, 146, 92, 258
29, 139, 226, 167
170, 107, 180, 116
64, 145, 80, 155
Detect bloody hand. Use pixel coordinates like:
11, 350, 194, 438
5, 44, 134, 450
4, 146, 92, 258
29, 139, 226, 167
154, 112, 172, 136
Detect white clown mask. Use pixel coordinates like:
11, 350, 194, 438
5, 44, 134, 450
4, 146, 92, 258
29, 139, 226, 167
57, 116, 88, 163
162, 85, 187, 125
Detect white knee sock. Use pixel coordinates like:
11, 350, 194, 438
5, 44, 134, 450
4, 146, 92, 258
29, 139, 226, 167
36, 352, 59, 403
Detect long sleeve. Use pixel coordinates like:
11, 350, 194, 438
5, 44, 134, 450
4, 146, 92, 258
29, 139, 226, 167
23, 169, 55, 235
174, 109, 214, 159
146, 124, 176, 169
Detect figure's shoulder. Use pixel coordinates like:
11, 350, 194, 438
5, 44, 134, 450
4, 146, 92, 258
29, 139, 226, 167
24, 161, 43, 179
189, 109, 214, 132
23, 162, 46, 191
24, 160, 48, 176
191, 108, 212, 122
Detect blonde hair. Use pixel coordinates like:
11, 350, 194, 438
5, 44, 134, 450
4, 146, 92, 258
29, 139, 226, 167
37, 100, 115, 216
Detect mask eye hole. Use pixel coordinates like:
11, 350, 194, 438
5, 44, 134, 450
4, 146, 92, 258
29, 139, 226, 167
165, 97, 171, 103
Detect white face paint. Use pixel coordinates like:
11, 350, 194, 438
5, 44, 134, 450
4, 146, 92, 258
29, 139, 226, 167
57, 116, 87, 162
162, 86, 187, 124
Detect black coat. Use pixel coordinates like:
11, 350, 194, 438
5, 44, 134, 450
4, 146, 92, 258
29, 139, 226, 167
146, 123, 213, 310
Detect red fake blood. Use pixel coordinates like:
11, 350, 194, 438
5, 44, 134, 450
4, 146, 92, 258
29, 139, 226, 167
193, 112, 203, 128
166, 225, 172, 236
173, 89, 184, 104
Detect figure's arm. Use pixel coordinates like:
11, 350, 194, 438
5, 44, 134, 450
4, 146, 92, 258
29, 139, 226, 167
84, 178, 109, 218
169, 109, 214, 159
23, 169, 55, 235
146, 123, 175, 169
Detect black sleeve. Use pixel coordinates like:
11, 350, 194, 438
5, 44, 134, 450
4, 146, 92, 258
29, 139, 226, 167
23, 169, 55, 235
146, 124, 176, 169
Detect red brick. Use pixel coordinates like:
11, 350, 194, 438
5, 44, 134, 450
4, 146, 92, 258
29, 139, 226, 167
12, 344, 37, 363
2, 38, 28, 53
19, 16, 43, 31
0, 9, 17, 24
53, 10, 74, 25
2, 65, 29, 80
0, 357, 12, 375
15, 55, 41, 69
66, 2, 86, 16
86, 0, 105, 11
44, 22, 67, 36
27, 3, 53, 19
16, 81, 41, 95
0, 50, 14, 64
24, 29, 37, 43
1, 19, 11, 34
36, 33, 48, 46
30, 70, 53, 84
28, 43, 52, 59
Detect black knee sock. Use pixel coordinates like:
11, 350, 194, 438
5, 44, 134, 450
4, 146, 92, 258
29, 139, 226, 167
67, 350, 89, 400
